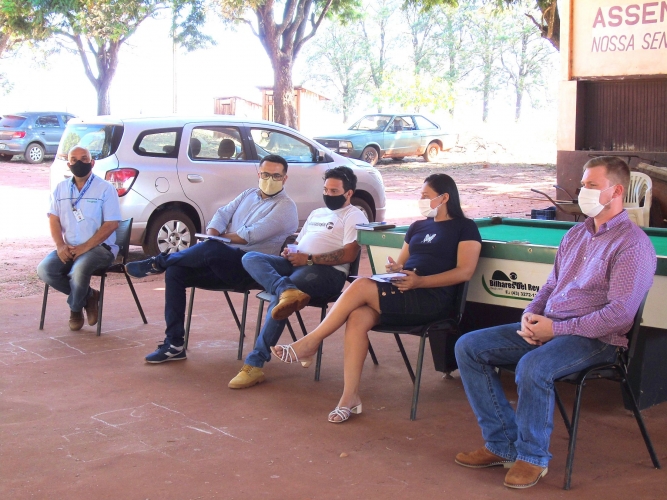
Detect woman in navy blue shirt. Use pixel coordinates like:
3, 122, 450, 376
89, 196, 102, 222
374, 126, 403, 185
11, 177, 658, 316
272, 174, 482, 422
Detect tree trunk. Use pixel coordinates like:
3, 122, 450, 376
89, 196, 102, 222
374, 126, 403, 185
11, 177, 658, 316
482, 73, 490, 122
537, 0, 560, 50
97, 80, 111, 115
271, 53, 298, 129
514, 90, 523, 122
0, 33, 11, 59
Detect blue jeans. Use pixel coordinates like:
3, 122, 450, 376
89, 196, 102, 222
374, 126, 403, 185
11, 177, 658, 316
37, 246, 114, 312
157, 240, 252, 347
455, 323, 618, 467
241, 252, 347, 367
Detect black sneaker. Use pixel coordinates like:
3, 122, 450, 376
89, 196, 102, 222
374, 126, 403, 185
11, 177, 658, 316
126, 256, 164, 278
145, 343, 186, 363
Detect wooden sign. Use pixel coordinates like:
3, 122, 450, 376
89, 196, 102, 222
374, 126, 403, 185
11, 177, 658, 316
571, 0, 667, 77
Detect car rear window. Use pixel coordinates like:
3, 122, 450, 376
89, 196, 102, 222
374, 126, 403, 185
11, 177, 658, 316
0, 115, 27, 128
57, 124, 123, 161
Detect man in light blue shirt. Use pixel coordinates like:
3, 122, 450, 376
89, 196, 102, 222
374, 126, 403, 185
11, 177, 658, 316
127, 155, 299, 363
37, 146, 122, 331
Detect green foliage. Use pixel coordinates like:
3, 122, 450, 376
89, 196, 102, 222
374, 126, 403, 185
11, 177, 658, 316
214, 0, 362, 126
0, 0, 51, 56
306, 22, 370, 122
384, 71, 454, 113
498, 1, 555, 120
408, 0, 560, 49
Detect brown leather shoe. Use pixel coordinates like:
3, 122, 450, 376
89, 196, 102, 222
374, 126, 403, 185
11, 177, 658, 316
455, 447, 515, 468
271, 289, 310, 321
84, 289, 100, 326
69, 310, 84, 331
504, 460, 548, 489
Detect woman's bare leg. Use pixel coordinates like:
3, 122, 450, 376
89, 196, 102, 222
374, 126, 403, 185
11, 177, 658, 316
275, 278, 381, 359
329, 306, 380, 421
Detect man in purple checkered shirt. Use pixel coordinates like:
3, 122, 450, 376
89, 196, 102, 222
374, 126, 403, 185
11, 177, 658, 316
453, 156, 656, 489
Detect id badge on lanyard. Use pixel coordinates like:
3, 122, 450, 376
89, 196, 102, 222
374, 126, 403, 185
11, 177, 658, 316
70, 175, 94, 223
73, 208, 85, 222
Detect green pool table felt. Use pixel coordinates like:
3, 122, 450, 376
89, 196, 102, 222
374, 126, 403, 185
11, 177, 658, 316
475, 218, 667, 257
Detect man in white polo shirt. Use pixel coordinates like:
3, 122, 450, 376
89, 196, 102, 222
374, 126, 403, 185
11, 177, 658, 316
37, 146, 122, 331
229, 166, 368, 388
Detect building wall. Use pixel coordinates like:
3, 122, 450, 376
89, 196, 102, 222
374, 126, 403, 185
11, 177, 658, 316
557, 0, 667, 222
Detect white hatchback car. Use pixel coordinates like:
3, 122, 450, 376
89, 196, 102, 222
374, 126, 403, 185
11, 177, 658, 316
50, 116, 386, 255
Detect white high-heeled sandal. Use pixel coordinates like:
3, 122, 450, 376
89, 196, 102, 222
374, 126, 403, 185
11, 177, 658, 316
271, 344, 313, 368
328, 404, 362, 423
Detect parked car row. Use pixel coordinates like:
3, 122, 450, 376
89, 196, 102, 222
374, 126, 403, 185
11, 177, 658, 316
0, 112, 76, 163
50, 116, 387, 255
314, 114, 457, 166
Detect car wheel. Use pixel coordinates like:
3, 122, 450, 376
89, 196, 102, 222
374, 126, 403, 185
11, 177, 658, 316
351, 197, 374, 222
0, 154, 12, 162
25, 143, 45, 164
143, 210, 196, 256
391, 157, 405, 161
361, 146, 379, 166
423, 142, 440, 162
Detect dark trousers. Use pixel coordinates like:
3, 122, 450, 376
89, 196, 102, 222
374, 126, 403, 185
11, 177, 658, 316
157, 241, 252, 346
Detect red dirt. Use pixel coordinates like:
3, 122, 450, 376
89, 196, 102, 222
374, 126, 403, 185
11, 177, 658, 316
0, 154, 556, 300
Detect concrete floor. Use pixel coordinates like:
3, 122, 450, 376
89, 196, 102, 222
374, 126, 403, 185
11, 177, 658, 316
1, 265, 666, 499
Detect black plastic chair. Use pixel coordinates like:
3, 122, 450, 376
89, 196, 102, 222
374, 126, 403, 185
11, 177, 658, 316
497, 295, 660, 490
370, 281, 469, 420
254, 250, 378, 381
39, 218, 147, 336
184, 281, 262, 359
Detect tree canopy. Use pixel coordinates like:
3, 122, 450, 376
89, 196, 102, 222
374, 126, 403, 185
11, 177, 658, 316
412, 0, 559, 50
216, 0, 361, 128
28, 0, 210, 114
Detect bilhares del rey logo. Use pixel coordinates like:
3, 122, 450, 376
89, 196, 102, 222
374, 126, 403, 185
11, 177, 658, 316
482, 270, 541, 301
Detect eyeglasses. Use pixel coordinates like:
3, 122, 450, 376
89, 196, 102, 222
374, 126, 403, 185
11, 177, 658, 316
259, 172, 285, 181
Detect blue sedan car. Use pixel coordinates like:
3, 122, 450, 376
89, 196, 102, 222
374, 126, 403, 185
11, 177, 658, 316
314, 114, 457, 166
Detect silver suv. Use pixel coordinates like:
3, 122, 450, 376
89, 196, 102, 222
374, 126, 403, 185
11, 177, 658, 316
50, 116, 386, 255
0, 112, 76, 163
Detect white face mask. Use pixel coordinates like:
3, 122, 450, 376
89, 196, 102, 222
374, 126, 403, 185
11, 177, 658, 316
578, 186, 614, 217
418, 194, 444, 218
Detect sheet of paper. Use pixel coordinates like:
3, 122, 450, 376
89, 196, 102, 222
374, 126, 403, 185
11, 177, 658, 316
350, 272, 406, 283
194, 233, 232, 243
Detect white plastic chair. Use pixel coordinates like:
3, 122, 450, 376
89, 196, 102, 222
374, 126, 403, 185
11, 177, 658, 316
624, 172, 652, 227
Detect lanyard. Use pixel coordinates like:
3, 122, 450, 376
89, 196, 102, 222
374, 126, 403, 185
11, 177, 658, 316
70, 174, 95, 210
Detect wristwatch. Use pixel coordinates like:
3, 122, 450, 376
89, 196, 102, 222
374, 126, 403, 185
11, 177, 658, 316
307, 254, 314, 266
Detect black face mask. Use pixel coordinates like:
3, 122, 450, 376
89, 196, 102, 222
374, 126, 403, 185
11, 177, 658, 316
323, 194, 347, 211
69, 160, 93, 178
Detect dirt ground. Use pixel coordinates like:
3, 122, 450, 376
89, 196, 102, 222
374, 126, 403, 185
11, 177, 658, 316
0, 153, 556, 300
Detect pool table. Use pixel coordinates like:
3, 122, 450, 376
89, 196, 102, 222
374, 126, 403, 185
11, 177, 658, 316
359, 217, 667, 410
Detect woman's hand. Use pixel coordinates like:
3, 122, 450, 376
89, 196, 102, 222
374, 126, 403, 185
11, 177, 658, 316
385, 256, 403, 273
392, 269, 421, 291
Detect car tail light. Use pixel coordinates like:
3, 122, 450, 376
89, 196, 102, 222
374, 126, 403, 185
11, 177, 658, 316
105, 168, 138, 197
12, 131, 26, 138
